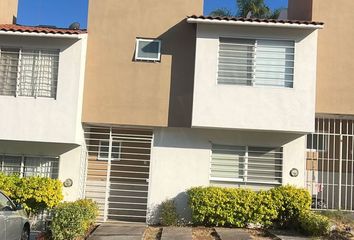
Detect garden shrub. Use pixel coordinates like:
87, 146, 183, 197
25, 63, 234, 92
187, 186, 257, 227
187, 185, 312, 228
270, 185, 311, 228
0, 173, 63, 215
298, 211, 331, 236
250, 190, 278, 227
160, 199, 179, 226
50, 199, 99, 240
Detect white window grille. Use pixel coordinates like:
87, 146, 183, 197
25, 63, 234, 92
0, 48, 59, 98
218, 38, 295, 88
0, 154, 59, 178
135, 39, 161, 62
210, 144, 283, 186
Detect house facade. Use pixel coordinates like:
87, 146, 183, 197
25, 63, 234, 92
82, 0, 322, 223
0, 0, 352, 225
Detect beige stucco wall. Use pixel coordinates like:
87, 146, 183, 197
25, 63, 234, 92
312, 0, 354, 115
83, 0, 203, 127
0, 0, 17, 24
289, 0, 354, 115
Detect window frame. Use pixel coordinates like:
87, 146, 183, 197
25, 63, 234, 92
134, 38, 162, 62
307, 133, 329, 152
0, 154, 60, 178
216, 37, 296, 89
0, 46, 60, 99
98, 140, 122, 161
210, 144, 283, 186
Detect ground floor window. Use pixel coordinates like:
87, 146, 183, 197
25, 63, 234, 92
0, 154, 59, 178
210, 144, 283, 186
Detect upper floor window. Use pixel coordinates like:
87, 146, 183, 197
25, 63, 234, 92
218, 38, 295, 88
135, 38, 161, 62
0, 48, 60, 98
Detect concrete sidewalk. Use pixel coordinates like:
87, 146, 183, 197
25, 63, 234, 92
88, 223, 146, 240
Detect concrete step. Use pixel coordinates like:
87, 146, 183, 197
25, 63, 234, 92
216, 228, 252, 240
161, 227, 192, 240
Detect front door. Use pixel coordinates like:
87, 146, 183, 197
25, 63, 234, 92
84, 126, 153, 222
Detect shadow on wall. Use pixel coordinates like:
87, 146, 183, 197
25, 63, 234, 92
147, 191, 192, 225
157, 19, 197, 128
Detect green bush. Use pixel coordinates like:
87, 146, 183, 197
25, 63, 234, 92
0, 173, 63, 214
188, 187, 259, 227
50, 199, 99, 240
298, 211, 331, 236
270, 185, 311, 228
160, 199, 179, 226
187, 185, 311, 228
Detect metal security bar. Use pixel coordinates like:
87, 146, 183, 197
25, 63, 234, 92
0, 154, 59, 178
83, 125, 153, 223
218, 38, 294, 88
306, 116, 354, 211
0, 48, 59, 98
210, 145, 283, 187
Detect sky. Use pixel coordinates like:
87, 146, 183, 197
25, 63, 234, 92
17, 0, 288, 29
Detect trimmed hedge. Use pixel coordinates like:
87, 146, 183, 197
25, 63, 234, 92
187, 185, 311, 228
270, 185, 312, 228
50, 199, 99, 240
0, 173, 63, 214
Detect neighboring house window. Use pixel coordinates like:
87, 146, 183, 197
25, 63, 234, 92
218, 38, 295, 88
307, 134, 328, 152
98, 140, 121, 161
135, 39, 161, 62
0, 155, 59, 178
0, 48, 60, 98
210, 144, 283, 186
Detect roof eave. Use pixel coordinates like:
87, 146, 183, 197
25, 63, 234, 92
0, 30, 87, 39
187, 18, 324, 30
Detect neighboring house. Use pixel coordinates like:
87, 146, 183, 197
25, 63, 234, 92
0, 5, 88, 202
289, 0, 354, 211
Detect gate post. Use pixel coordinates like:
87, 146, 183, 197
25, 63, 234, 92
103, 128, 113, 222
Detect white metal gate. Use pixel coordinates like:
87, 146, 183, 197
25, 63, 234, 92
306, 116, 354, 211
83, 126, 153, 222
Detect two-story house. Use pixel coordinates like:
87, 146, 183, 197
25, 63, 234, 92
4, 0, 352, 225
0, 4, 88, 201
82, 0, 323, 223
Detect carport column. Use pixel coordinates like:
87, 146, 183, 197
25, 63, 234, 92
103, 127, 113, 222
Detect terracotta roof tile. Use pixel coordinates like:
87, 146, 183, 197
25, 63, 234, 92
188, 15, 324, 26
0, 24, 87, 35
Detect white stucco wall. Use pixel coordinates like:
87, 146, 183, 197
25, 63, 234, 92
0, 34, 87, 145
192, 24, 318, 133
148, 127, 306, 222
